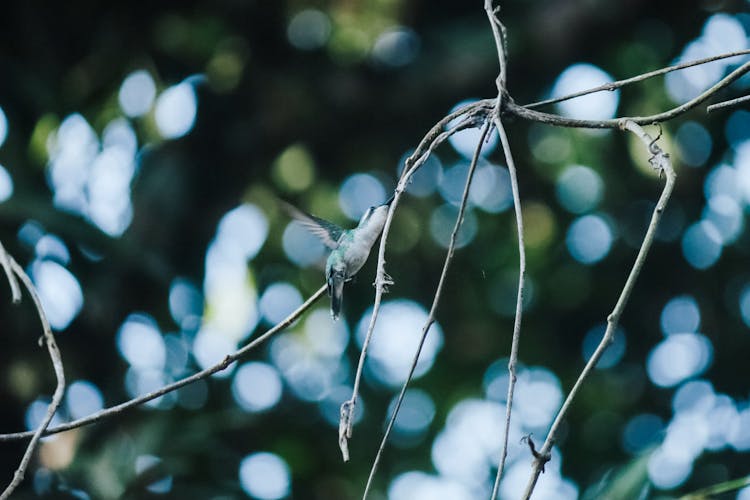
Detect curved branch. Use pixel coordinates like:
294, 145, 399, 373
525, 49, 750, 109
0, 284, 327, 442
520, 121, 676, 498
506, 59, 750, 128
1, 253, 66, 499
489, 116, 526, 498
338, 99, 493, 461
362, 119, 493, 499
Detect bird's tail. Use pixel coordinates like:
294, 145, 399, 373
328, 273, 345, 320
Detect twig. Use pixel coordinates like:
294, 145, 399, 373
707, 93, 750, 113
338, 101, 492, 461
361, 120, 493, 499
481, 4, 528, 495
520, 120, 675, 499
484, 0, 508, 91
0, 241, 21, 303
525, 49, 750, 109
506, 60, 750, 128
489, 116, 526, 498
1, 250, 66, 500
0, 284, 327, 442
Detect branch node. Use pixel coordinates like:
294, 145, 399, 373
339, 399, 355, 462
521, 434, 550, 473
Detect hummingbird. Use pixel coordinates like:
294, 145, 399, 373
283, 196, 394, 320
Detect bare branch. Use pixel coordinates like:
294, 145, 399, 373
0, 284, 327, 443
520, 120, 676, 499
1, 252, 66, 500
361, 119, 493, 499
707, 93, 750, 113
525, 49, 750, 109
489, 116, 527, 498
0, 241, 21, 303
507, 60, 750, 128
339, 101, 492, 461
484, 0, 508, 91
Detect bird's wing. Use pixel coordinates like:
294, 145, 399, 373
281, 202, 343, 249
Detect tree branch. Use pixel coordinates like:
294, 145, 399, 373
362, 119, 493, 499
1, 247, 66, 500
0, 284, 327, 443
338, 100, 492, 461
520, 120, 676, 498
525, 49, 750, 109
489, 116, 527, 498
506, 59, 750, 128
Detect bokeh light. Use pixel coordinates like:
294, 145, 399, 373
551, 63, 619, 121
118, 70, 157, 118
740, 284, 750, 328
271, 144, 315, 193
117, 314, 166, 370
660, 295, 700, 335
269, 308, 350, 403
389, 472, 472, 500
287, 9, 331, 51
665, 14, 747, 103
356, 300, 443, 387
566, 214, 614, 264
675, 121, 712, 167
232, 362, 283, 413
65, 380, 104, 420
339, 173, 386, 220
447, 100, 498, 159
429, 204, 477, 249
372, 27, 420, 67
555, 165, 604, 214
399, 150, 443, 197
168, 278, 203, 329
469, 163, 513, 213
0, 164, 13, 202
725, 110, 750, 150
25, 398, 65, 434
282, 220, 327, 267
154, 82, 197, 139
387, 389, 436, 446
31, 259, 83, 331
0, 105, 7, 147
646, 333, 713, 387
581, 324, 626, 369
681, 220, 722, 269
259, 282, 303, 325
35, 234, 70, 264
239, 452, 291, 500
621, 413, 664, 454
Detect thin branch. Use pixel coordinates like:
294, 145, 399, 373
520, 120, 676, 499
0, 284, 327, 442
484, 0, 508, 90
482, 4, 529, 494
361, 120, 493, 499
489, 116, 526, 498
507, 59, 750, 128
0, 241, 21, 303
707, 93, 750, 113
1, 253, 66, 500
338, 101, 492, 461
525, 49, 750, 109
